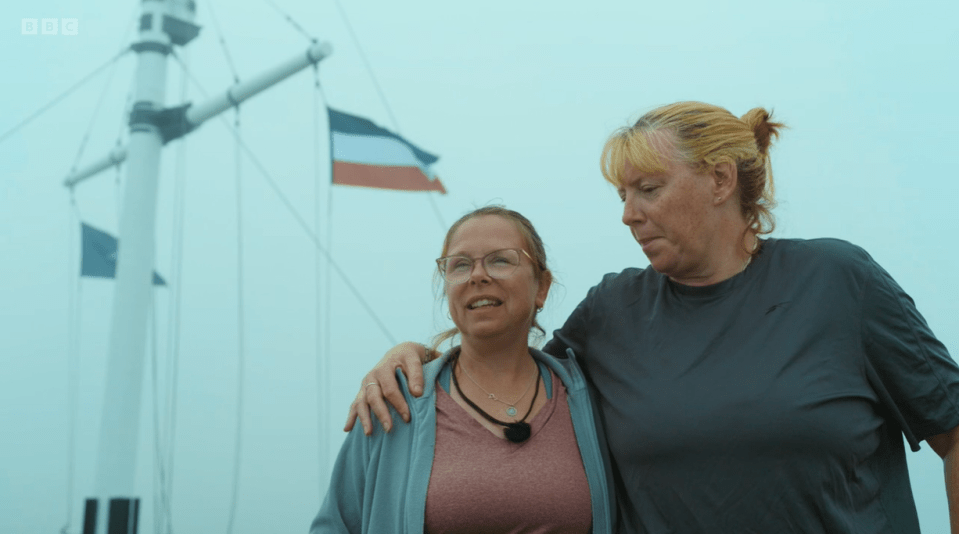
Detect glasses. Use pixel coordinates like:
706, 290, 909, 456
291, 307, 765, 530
436, 248, 534, 285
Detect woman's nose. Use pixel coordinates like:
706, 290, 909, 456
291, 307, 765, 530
621, 195, 643, 226
468, 260, 491, 283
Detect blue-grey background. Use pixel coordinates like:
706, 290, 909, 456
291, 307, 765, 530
1, 0, 957, 533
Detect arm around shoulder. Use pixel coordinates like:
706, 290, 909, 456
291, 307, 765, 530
543, 273, 615, 358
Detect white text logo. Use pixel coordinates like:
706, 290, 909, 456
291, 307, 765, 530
21, 18, 79, 35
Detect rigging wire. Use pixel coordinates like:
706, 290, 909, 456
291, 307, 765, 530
259, 0, 447, 232
114, 160, 124, 237
169, 51, 398, 345
261, 0, 316, 41
327, 0, 448, 230
0, 48, 130, 147
70, 46, 127, 172
151, 291, 173, 534
117, 89, 135, 146
227, 118, 398, 344
313, 65, 332, 495
225, 107, 246, 534
150, 299, 170, 534
61, 192, 83, 534
328, 0, 398, 130
262, 0, 448, 231
203, 0, 243, 83
113, 66, 136, 229
110, 70, 136, 226
112, 74, 127, 259
106, 4, 141, 219
161, 46, 194, 534
194, 8, 249, 530
324, 98, 334, 489
424, 183, 449, 230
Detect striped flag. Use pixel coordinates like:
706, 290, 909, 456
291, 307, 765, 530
328, 108, 446, 193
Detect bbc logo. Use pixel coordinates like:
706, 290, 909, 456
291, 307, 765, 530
21, 18, 79, 36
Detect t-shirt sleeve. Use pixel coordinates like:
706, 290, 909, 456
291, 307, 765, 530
543, 283, 596, 359
861, 258, 959, 444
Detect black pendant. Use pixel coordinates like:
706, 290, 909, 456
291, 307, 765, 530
504, 422, 531, 443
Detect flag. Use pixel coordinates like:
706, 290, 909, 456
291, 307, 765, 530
81, 223, 166, 286
328, 107, 446, 193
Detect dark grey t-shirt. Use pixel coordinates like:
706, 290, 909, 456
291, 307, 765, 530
544, 238, 959, 534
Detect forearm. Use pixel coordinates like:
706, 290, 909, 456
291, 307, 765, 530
946, 451, 959, 534
930, 427, 959, 534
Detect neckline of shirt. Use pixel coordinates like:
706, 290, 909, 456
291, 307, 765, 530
665, 239, 771, 299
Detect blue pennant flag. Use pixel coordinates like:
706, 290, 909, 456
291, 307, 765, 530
81, 223, 166, 286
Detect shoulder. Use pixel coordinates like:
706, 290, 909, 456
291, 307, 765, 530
767, 236, 869, 260
530, 347, 577, 383
422, 356, 450, 384
402, 354, 452, 401
585, 266, 659, 304
763, 237, 878, 277
529, 348, 594, 403
598, 266, 655, 287
351, 372, 429, 448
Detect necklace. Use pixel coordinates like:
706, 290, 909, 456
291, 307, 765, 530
458, 356, 537, 417
451, 353, 541, 443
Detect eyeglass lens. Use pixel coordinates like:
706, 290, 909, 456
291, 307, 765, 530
442, 249, 522, 283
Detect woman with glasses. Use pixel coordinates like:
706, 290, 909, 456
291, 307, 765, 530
346, 102, 959, 533
310, 206, 615, 534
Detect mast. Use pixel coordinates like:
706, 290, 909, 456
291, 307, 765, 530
87, 2, 197, 532
73, 1, 332, 532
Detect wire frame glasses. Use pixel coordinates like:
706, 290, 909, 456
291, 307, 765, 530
436, 248, 534, 285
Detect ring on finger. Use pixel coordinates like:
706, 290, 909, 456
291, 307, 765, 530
364, 382, 379, 389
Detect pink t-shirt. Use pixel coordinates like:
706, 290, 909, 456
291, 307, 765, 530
424, 368, 592, 534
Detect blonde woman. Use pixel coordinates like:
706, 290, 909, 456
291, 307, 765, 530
350, 102, 959, 533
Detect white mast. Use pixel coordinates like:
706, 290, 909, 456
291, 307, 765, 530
94, 0, 181, 499
71, 1, 331, 532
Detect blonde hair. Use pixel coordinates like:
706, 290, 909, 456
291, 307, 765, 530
600, 101, 785, 237
428, 206, 551, 358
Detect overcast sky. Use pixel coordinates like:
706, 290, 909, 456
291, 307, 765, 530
1, 0, 957, 533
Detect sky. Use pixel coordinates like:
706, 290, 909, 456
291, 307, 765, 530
1, 0, 958, 533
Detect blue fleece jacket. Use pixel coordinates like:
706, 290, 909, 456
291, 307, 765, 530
310, 347, 615, 533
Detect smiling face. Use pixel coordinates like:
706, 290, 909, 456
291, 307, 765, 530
617, 136, 724, 280
444, 215, 550, 344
